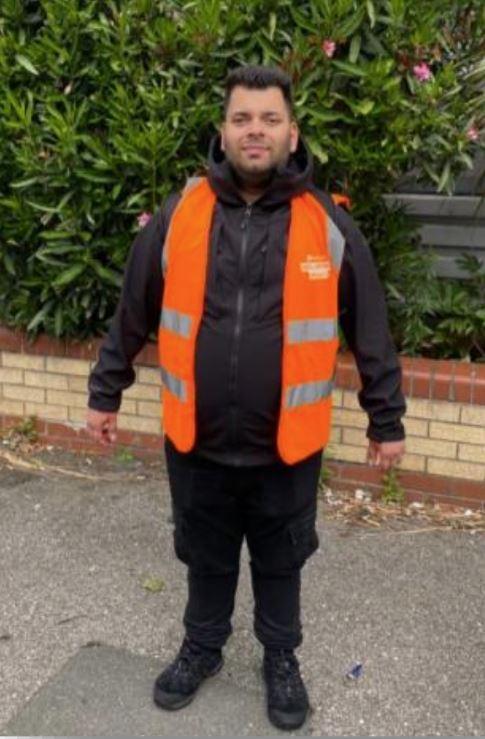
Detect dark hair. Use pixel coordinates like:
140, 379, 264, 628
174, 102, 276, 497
223, 65, 294, 117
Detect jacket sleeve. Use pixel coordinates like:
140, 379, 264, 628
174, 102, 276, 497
335, 206, 406, 442
87, 208, 166, 412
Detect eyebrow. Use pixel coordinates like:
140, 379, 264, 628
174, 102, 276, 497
230, 110, 282, 116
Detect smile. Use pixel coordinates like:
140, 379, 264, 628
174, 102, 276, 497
242, 146, 269, 153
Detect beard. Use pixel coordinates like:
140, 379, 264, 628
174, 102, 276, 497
225, 148, 290, 189
228, 160, 277, 188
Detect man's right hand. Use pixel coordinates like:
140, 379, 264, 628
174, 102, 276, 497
86, 408, 118, 446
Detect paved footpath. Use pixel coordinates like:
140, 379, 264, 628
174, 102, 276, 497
0, 449, 484, 736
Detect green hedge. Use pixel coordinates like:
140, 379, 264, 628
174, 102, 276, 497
0, 0, 483, 357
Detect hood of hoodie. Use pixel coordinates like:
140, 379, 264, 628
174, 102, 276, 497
206, 132, 314, 209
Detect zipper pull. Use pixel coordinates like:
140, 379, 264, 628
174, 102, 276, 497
240, 204, 252, 230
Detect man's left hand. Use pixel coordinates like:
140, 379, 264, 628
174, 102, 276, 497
367, 439, 405, 471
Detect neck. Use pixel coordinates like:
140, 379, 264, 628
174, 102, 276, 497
238, 184, 266, 204
228, 162, 274, 205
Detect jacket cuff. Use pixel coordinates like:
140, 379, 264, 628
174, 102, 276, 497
366, 422, 406, 443
87, 393, 121, 413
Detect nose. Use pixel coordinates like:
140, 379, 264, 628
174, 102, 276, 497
246, 118, 265, 137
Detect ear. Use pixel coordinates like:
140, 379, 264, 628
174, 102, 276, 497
290, 121, 299, 153
220, 123, 226, 152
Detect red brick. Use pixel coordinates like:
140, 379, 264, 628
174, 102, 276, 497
431, 360, 453, 401
61, 438, 115, 455
399, 356, 415, 373
471, 375, 485, 406
144, 342, 158, 366
337, 351, 353, 363
130, 432, 164, 450
1, 415, 24, 431
31, 417, 47, 434
45, 421, 91, 439
424, 494, 482, 511
453, 362, 473, 382
64, 339, 101, 360
2, 415, 46, 434
411, 372, 431, 398
114, 429, 137, 446
472, 363, 485, 381
133, 341, 158, 367
401, 372, 413, 396
22, 334, 65, 357
323, 461, 340, 478
335, 363, 352, 388
441, 475, 485, 502
332, 462, 382, 486
398, 470, 451, 495
133, 347, 148, 365
0, 326, 23, 352
454, 377, 472, 403
335, 362, 361, 390
399, 470, 485, 501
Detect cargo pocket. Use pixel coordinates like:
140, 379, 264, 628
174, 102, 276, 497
288, 509, 319, 567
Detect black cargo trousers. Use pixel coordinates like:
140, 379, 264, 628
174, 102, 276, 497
164, 437, 322, 652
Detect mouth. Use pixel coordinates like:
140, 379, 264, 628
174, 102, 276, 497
242, 145, 269, 156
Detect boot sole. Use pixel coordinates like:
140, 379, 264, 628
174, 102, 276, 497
153, 658, 223, 711
267, 706, 309, 731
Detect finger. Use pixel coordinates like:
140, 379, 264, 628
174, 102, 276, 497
382, 454, 401, 470
100, 435, 110, 446
101, 426, 114, 445
88, 427, 102, 442
106, 419, 117, 443
367, 444, 377, 465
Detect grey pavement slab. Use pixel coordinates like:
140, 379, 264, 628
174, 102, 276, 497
2, 644, 293, 736
0, 448, 484, 736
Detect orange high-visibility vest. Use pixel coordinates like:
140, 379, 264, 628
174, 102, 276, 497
158, 177, 348, 464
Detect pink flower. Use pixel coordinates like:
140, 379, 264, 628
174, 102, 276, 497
137, 211, 152, 229
322, 39, 336, 58
413, 62, 432, 82
466, 126, 479, 142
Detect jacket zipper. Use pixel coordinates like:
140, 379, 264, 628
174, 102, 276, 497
229, 203, 253, 457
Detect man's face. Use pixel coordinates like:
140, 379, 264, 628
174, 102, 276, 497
220, 85, 299, 185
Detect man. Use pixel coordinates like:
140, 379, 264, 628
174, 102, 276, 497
86, 65, 406, 731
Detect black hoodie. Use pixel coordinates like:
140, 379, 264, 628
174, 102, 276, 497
88, 134, 406, 466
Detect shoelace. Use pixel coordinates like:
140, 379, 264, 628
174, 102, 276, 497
266, 651, 305, 697
173, 642, 198, 676
173, 640, 217, 677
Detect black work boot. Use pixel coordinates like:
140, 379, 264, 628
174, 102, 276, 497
153, 638, 223, 710
263, 648, 310, 731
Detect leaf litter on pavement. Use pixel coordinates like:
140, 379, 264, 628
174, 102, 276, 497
320, 486, 484, 534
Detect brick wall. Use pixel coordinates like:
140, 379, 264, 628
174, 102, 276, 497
1, 326, 484, 509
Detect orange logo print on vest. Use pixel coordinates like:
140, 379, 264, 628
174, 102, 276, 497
299, 254, 331, 280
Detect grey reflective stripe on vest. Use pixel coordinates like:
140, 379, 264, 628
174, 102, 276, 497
159, 307, 192, 338
328, 217, 345, 270
287, 318, 338, 344
183, 176, 203, 194
160, 366, 187, 402
161, 244, 168, 278
285, 378, 334, 409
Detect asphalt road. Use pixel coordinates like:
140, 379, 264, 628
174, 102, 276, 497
0, 448, 483, 736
